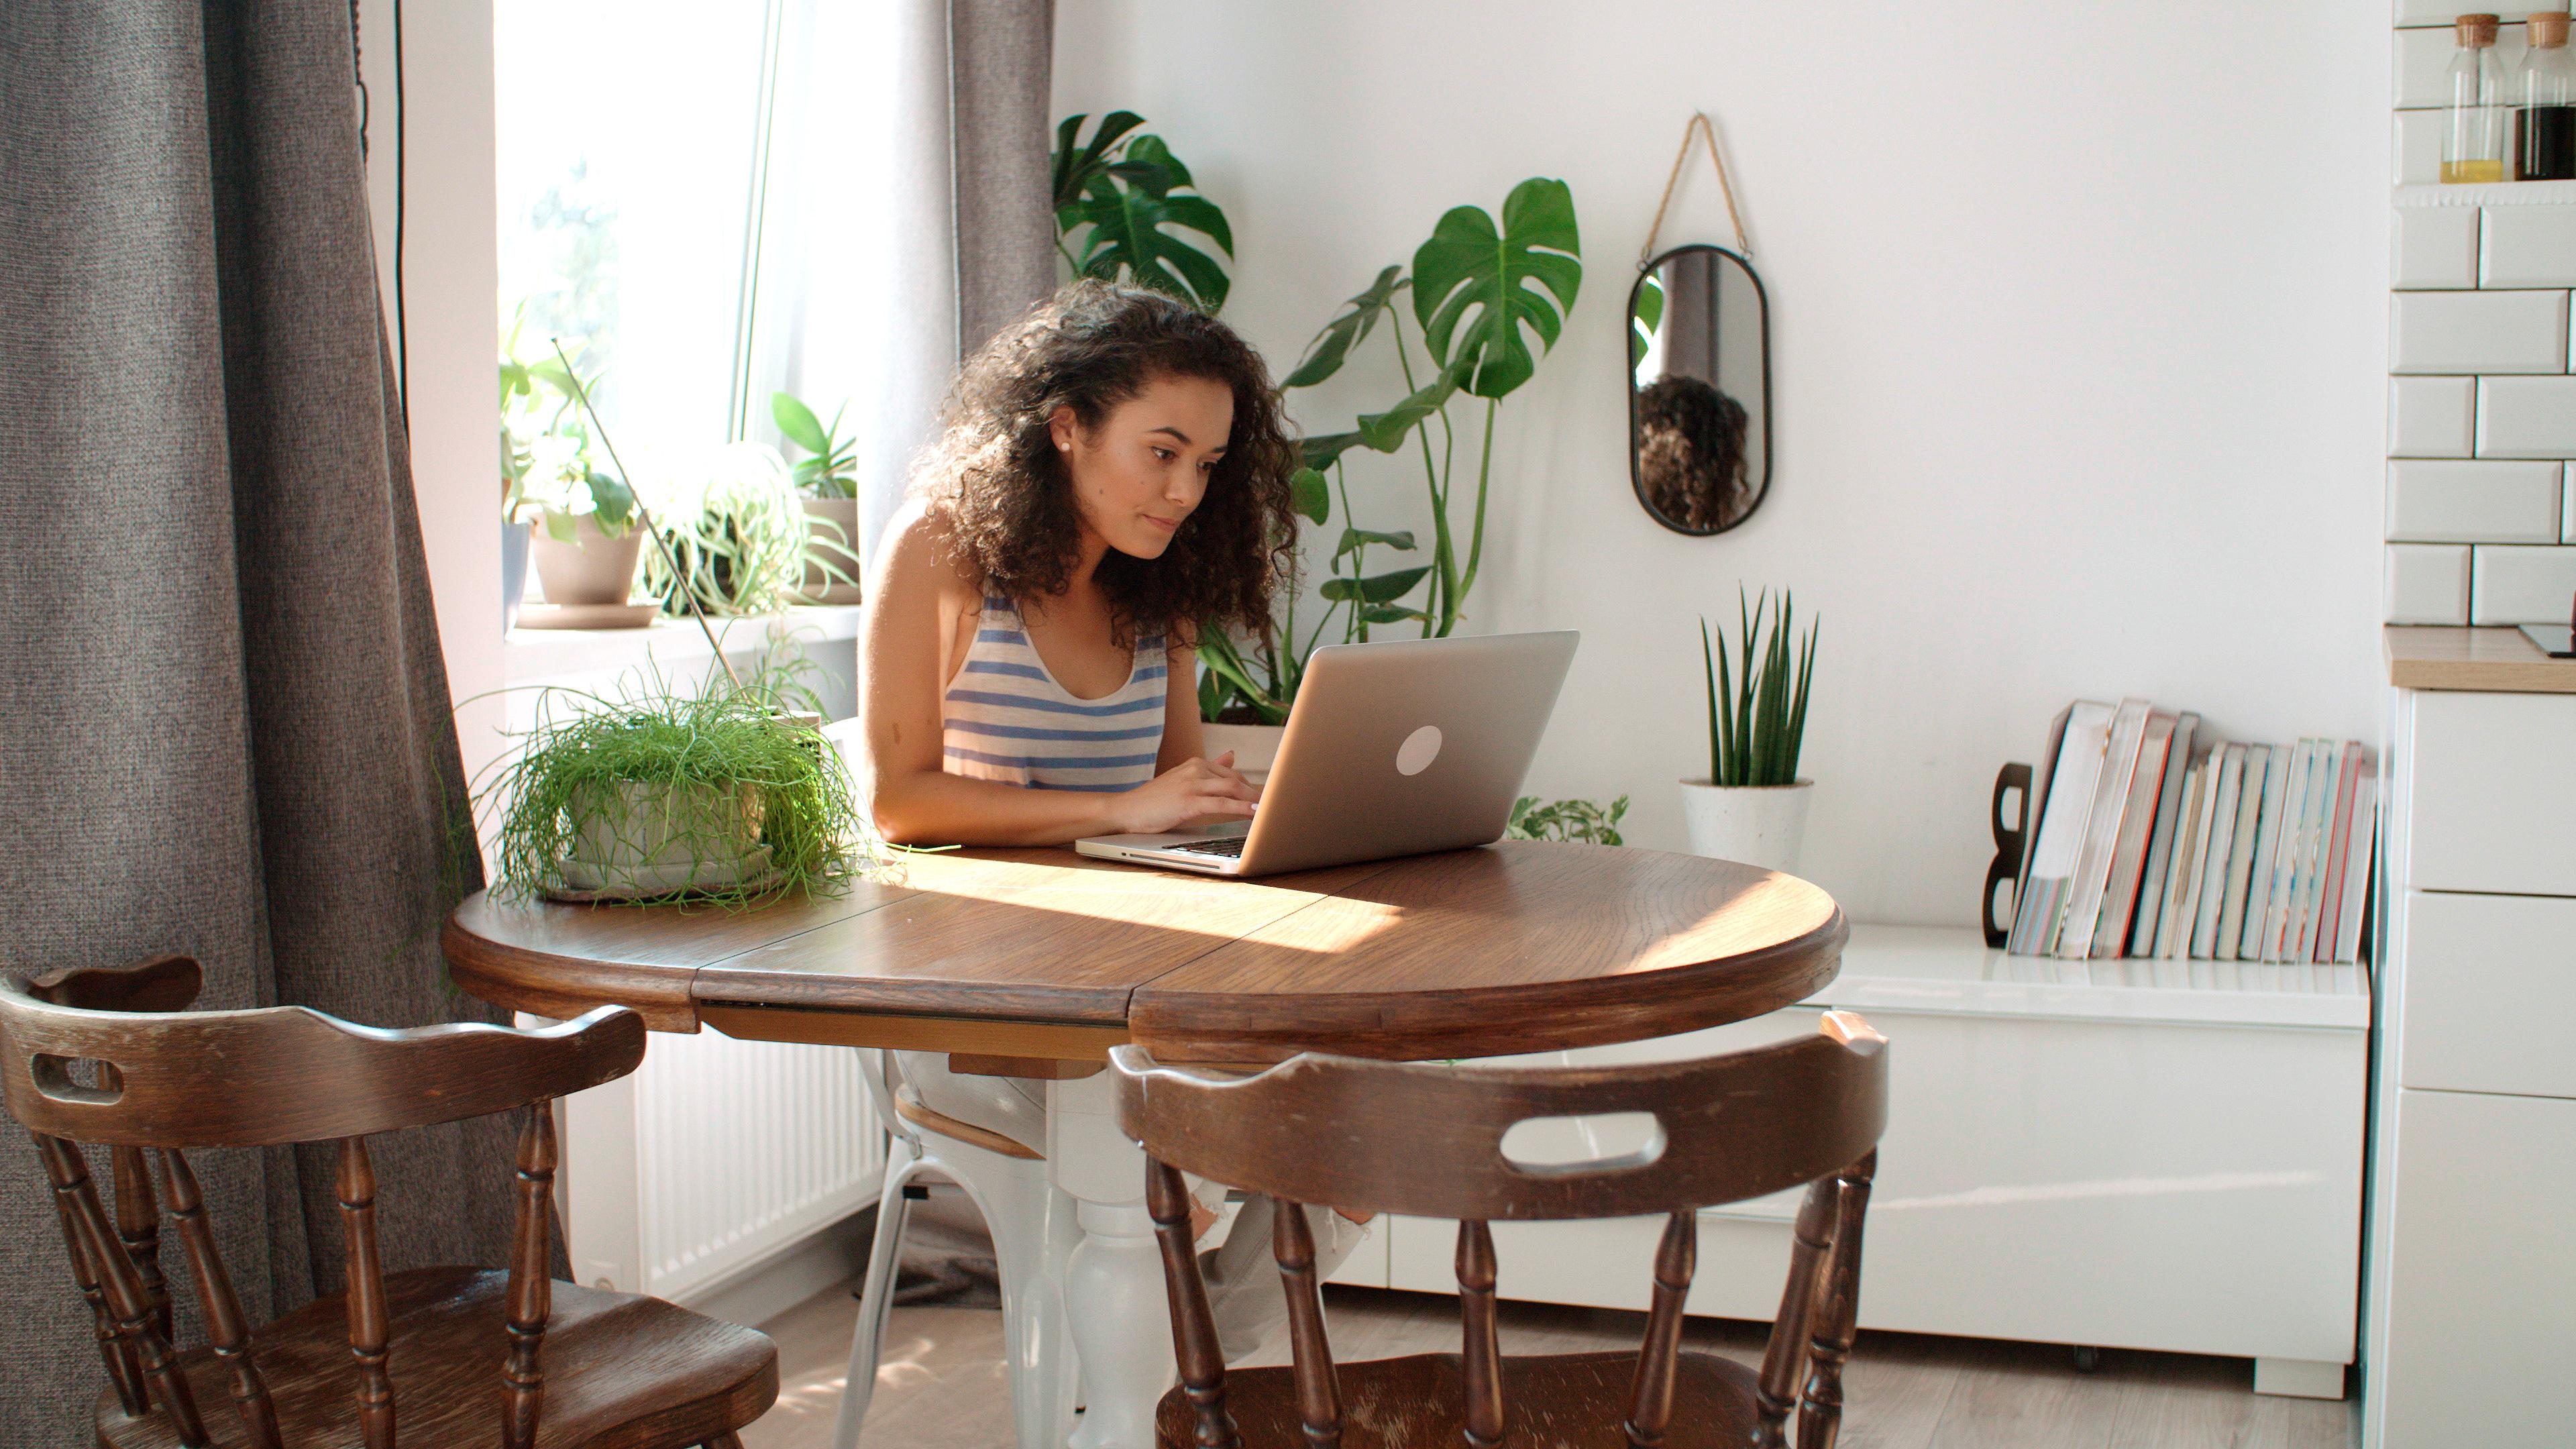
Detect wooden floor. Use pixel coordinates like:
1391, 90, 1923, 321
739, 1277, 2356, 1449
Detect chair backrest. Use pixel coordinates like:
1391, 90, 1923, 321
0, 955, 647, 1449
1111, 1012, 1888, 1449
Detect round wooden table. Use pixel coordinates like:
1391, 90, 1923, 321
445, 840, 1845, 1449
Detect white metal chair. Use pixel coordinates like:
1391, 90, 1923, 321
834, 1049, 1081, 1449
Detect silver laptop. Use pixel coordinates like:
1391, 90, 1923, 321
1075, 630, 1578, 877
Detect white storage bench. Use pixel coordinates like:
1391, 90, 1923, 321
1328, 924, 2370, 1399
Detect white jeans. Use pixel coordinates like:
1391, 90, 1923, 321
898, 1049, 1367, 1360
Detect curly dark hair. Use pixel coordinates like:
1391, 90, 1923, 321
913, 278, 1300, 645
1635, 373, 1752, 531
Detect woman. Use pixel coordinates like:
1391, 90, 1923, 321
859, 278, 1362, 1358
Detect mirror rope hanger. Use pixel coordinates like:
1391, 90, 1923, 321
1640, 112, 1751, 266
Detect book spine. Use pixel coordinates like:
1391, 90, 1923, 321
2313, 743, 2365, 963
2336, 766, 2380, 964
2259, 741, 2314, 962
2218, 744, 2273, 961
2190, 745, 2247, 961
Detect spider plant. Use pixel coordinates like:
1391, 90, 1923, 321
1701, 589, 1817, 788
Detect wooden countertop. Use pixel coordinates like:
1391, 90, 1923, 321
2385, 626, 2576, 694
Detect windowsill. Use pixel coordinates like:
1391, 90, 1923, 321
503, 604, 863, 683
2393, 178, 2576, 207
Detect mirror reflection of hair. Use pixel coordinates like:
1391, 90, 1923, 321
1635, 373, 1751, 531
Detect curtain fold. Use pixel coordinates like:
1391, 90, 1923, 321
0, 4, 503, 1444
950, 0, 1059, 358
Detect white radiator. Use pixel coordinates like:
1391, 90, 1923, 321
558, 1024, 883, 1307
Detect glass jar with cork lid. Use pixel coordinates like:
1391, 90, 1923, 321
2446, 13, 2510, 183
2516, 11, 2576, 180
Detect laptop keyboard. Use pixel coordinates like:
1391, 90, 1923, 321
1167, 835, 1248, 859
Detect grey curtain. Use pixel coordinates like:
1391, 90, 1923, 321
951, 0, 1058, 356
0, 5, 504, 1444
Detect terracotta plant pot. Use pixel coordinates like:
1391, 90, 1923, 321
1201, 720, 1285, 786
798, 496, 863, 605
529, 515, 643, 606
1677, 777, 1813, 873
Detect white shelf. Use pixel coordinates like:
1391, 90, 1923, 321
2394, 179, 2576, 208
1803, 924, 2370, 1030
504, 605, 863, 684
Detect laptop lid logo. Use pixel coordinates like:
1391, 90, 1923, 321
1396, 724, 1443, 776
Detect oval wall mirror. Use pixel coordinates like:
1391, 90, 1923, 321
1628, 244, 1770, 535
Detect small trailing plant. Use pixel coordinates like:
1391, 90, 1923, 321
1052, 111, 1234, 313
500, 316, 635, 541
644, 443, 812, 617
1700, 589, 1818, 788
478, 658, 871, 906
771, 391, 859, 498
1505, 795, 1629, 846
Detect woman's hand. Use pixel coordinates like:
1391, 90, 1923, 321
1109, 751, 1260, 835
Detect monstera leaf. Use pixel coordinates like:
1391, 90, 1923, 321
1056, 120, 1234, 313
1289, 467, 1331, 526
1320, 566, 1431, 605
1630, 272, 1664, 370
1300, 431, 1366, 471
1411, 177, 1582, 400
1281, 266, 1406, 390
1356, 359, 1467, 453
1051, 111, 1147, 215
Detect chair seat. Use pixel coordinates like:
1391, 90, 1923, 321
98, 1266, 777, 1449
1155, 1350, 1763, 1449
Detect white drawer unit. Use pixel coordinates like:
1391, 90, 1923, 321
2373, 1090, 2576, 1448
2367, 674, 2576, 1447
1333, 925, 2371, 1397
2399, 891, 2576, 1097
2404, 690, 2576, 895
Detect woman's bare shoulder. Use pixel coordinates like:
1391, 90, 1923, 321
877, 499, 983, 600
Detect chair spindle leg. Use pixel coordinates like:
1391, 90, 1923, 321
1274, 1198, 1342, 1449
504, 1102, 558, 1449
38, 1134, 209, 1445
1147, 1159, 1239, 1449
109, 1137, 172, 1344
1796, 1151, 1878, 1449
39, 1128, 146, 1415
1622, 1210, 1697, 1449
160, 1148, 282, 1449
1456, 1220, 1503, 1449
1752, 1179, 1838, 1449
339, 1136, 396, 1449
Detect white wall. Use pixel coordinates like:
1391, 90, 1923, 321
360, 0, 507, 790
1055, 0, 2389, 925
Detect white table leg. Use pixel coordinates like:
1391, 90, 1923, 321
1051, 1072, 1175, 1449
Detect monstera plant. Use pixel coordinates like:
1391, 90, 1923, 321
1198, 178, 1584, 724
1053, 111, 1234, 313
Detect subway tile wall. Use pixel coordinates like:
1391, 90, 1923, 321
2385, 3, 2576, 622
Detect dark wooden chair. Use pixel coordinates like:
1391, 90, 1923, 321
1111, 1012, 1889, 1449
0, 954, 778, 1449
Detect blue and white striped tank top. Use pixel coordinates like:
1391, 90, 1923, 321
941, 595, 1167, 793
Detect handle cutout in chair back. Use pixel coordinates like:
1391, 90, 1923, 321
30, 1055, 123, 1106
1499, 1110, 1667, 1177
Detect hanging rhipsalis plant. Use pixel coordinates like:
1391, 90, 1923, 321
1701, 589, 1817, 788
1052, 111, 1234, 313
1199, 178, 1584, 724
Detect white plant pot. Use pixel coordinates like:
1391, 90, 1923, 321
1201, 721, 1284, 786
556, 779, 770, 897
1678, 778, 1813, 874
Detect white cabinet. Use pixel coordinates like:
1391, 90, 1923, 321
2404, 690, 2576, 894
2398, 892, 2576, 1097
1356, 926, 2371, 1392
2375, 1090, 2576, 1448
2367, 682, 2576, 1446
